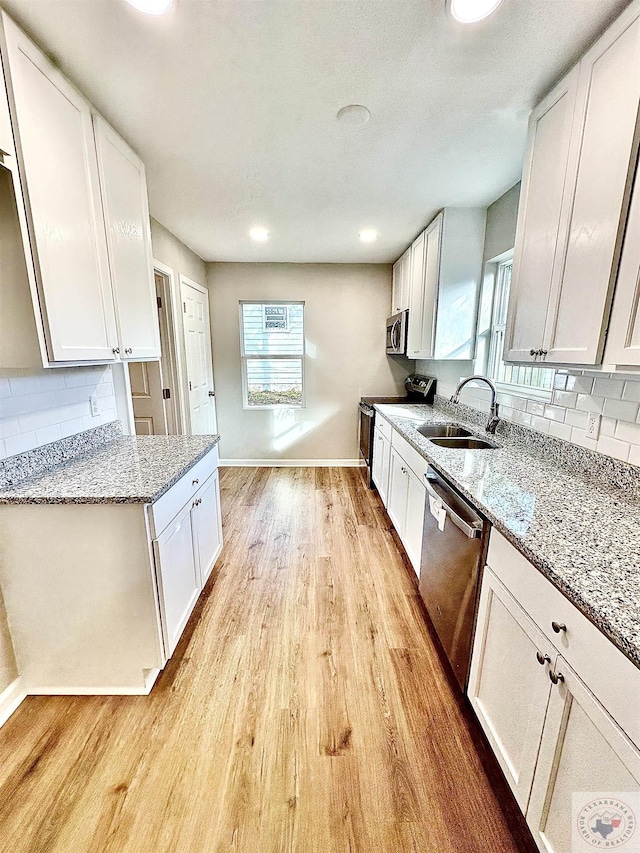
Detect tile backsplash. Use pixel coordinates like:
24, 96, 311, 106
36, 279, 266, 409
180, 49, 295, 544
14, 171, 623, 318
422, 363, 640, 467
0, 367, 117, 460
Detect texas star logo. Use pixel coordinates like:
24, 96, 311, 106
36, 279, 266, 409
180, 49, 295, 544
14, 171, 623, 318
576, 798, 636, 848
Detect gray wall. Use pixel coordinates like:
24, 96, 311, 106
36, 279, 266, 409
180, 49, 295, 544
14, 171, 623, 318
207, 263, 412, 461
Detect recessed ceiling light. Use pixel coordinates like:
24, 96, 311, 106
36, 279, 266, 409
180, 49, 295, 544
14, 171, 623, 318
359, 229, 378, 243
448, 0, 503, 23
337, 105, 371, 127
249, 226, 270, 242
124, 0, 175, 15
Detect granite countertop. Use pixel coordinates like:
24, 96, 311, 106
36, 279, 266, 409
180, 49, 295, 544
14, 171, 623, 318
0, 434, 220, 505
374, 402, 640, 668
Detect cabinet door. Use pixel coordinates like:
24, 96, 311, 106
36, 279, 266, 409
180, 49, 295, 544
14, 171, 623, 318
527, 657, 640, 853
2, 14, 117, 362
0, 61, 14, 163
468, 568, 554, 812
399, 248, 411, 313
505, 68, 579, 363
545, 8, 640, 365
192, 469, 223, 587
607, 170, 640, 365
406, 231, 427, 357
386, 448, 409, 535
153, 500, 200, 657
407, 216, 442, 359
403, 467, 425, 576
93, 116, 160, 360
371, 429, 391, 506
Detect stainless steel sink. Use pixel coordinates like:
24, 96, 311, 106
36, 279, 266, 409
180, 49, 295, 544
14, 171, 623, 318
429, 436, 498, 450
417, 424, 473, 439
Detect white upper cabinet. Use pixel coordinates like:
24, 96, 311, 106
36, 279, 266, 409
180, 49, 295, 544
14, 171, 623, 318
404, 208, 485, 360
505, 0, 640, 366
606, 169, 640, 366
93, 116, 160, 360
406, 228, 431, 357
391, 248, 410, 315
1, 14, 118, 363
0, 58, 14, 164
505, 70, 579, 363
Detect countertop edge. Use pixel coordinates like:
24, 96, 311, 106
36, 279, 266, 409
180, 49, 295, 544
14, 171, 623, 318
0, 435, 221, 505
374, 405, 640, 670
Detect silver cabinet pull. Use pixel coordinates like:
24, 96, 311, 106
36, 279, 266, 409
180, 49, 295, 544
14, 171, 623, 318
549, 670, 565, 685
552, 621, 567, 634
124, 347, 133, 355
208, 390, 215, 397
112, 347, 120, 355
536, 651, 551, 666
529, 348, 537, 357
192, 478, 199, 486
401, 466, 407, 474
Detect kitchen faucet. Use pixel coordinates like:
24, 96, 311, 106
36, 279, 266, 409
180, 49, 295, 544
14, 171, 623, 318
450, 375, 500, 434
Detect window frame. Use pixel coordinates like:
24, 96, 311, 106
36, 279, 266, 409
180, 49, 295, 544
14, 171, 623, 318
239, 300, 306, 410
476, 253, 553, 403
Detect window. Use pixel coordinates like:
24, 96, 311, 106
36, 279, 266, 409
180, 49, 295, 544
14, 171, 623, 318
476, 257, 553, 395
240, 301, 304, 408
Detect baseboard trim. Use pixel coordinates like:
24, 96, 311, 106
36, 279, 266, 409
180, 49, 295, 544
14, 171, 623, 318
25, 672, 161, 696
0, 676, 27, 727
220, 459, 365, 468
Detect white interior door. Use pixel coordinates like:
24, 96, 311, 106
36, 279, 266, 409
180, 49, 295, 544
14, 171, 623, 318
129, 361, 167, 435
180, 277, 217, 435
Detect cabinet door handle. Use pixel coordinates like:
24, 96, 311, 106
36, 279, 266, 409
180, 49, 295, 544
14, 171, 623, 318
112, 347, 120, 355
540, 350, 548, 358
192, 478, 199, 486
529, 349, 537, 357
401, 467, 407, 474
125, 347, 133, 355
536, 651, 551, 666
549, 670, 565, 685
551, 621, 567, 634
208, 390, 215, 397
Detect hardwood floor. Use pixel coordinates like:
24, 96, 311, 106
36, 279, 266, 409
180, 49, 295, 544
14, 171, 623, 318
0, 467, 535, 852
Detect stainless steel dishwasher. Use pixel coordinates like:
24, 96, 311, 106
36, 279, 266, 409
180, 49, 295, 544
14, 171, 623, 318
419, 466, 490, 691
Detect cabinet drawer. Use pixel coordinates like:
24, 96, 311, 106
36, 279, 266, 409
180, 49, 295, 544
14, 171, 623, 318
487, 529, 640, 747
150, 446, 219, 537
374, 414, 392, 441
391, 429, 428, 481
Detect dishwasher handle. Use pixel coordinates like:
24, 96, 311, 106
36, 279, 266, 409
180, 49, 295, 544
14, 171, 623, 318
424, 473, 483, 539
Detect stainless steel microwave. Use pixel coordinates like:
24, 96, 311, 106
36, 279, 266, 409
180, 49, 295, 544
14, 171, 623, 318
386, 310, 408, 355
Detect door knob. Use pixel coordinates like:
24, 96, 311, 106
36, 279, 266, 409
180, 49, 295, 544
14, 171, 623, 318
551, 621, 567, 634
536, 651, 551, 666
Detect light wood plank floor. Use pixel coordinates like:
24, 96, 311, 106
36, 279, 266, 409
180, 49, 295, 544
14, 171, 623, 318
0, 467, 534, 853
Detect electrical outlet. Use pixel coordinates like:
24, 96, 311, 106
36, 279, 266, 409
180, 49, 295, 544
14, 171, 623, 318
586, 412, 601, 440
90, 395, 100, 418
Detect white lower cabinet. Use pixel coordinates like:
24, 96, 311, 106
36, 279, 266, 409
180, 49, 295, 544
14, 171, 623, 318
468, 568, 554, 811
0, 447, 223, 694
153, 500, 201, 658
192, 468, 223, 587
373, 418, 428, 575
469, 530, 640, 853
371, 422, 392, 505
527, 658, 640, 853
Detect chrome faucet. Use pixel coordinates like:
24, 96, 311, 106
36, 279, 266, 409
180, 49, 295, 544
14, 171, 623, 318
450, 375, 500, 434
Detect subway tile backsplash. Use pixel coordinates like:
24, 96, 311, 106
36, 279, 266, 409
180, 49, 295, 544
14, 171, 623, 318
0, 367, 117, 460
426, 366, 640, 465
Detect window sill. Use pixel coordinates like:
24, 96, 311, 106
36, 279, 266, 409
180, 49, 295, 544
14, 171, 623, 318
242, 404, 305, 411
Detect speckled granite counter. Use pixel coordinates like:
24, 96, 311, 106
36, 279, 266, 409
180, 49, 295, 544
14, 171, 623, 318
374, 402, 640, 669
0, 433, 220, 505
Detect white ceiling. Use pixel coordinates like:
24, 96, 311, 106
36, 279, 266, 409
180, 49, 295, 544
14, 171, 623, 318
1, 0, 631, 263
